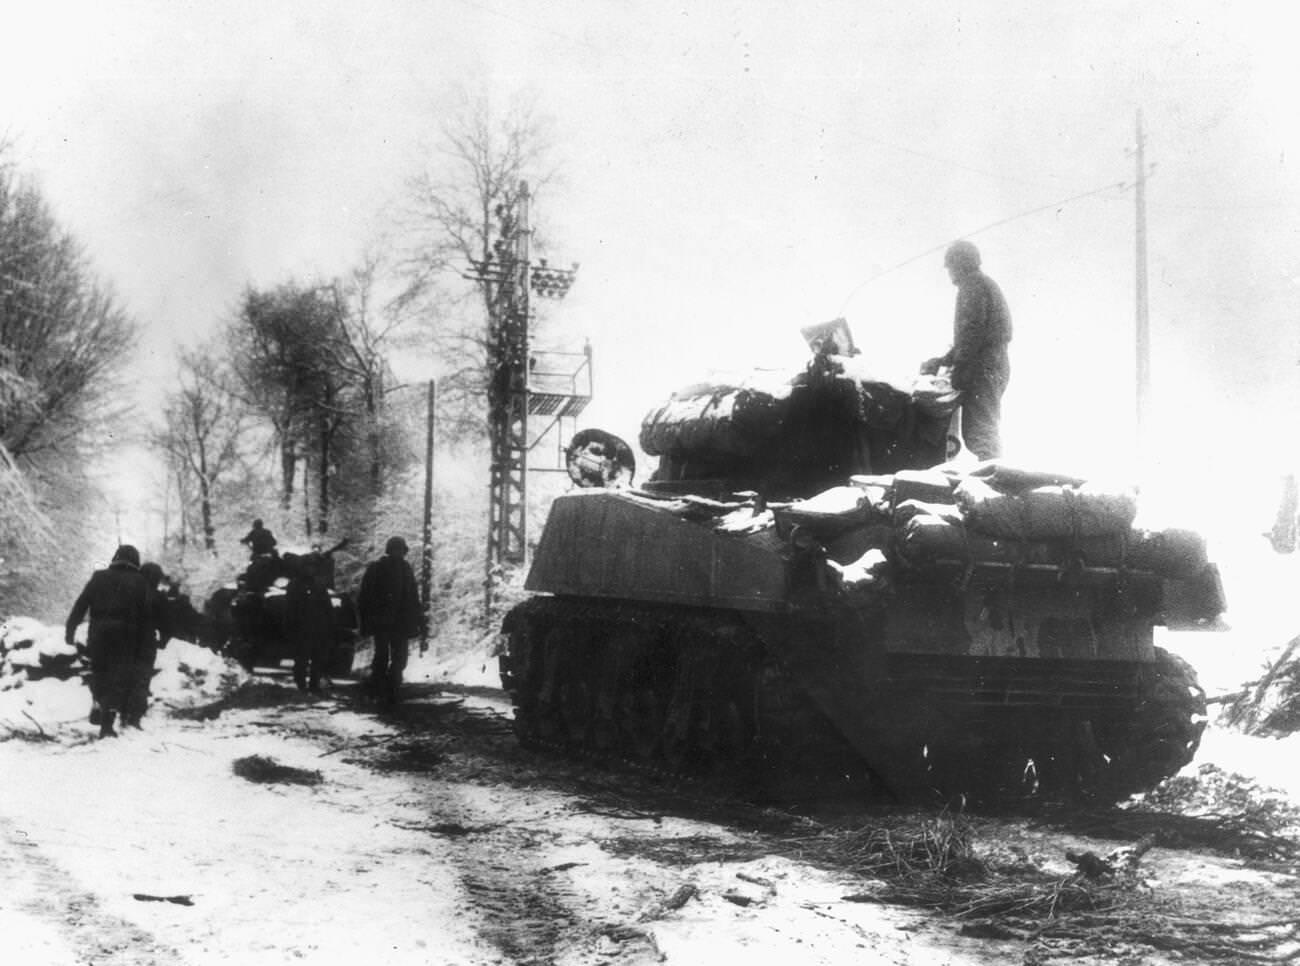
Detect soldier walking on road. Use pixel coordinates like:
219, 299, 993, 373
65, 545, 151, 739
287, 556, 335, 694
121, 561, 172, 729
358, 536, 422, 709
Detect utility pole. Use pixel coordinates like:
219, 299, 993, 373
420, 378, 436, 655
1135, 109, 1151, 453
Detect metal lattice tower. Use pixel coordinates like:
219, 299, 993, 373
470, 182, 581, 604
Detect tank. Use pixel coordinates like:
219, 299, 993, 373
498, 352, 1224, 806
204, 543, 359, 678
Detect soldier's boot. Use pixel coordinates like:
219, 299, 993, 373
99, 711, 118, 739
89, 700, 102, 726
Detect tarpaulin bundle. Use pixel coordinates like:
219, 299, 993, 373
639, 365, 924, 459
640, 384, 788, 459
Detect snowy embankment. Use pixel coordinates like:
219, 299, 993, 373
0, 617, 248, 736
0, 608, 498, 741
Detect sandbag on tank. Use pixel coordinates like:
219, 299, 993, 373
1126, 528, 1210, 578
774, 484, 878, 538
955, 475, 1138, 540
897, 508, 1207, 581
896, 512, 1049, 568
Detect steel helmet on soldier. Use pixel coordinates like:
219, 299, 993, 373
385, 536, 409, 556
112, 544, 141, 568
943, 240, 981, 272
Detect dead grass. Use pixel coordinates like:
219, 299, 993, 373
771, 806, 1300, 962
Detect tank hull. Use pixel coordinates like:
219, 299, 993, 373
505, 490, 1207, 806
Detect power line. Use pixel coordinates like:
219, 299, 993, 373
837, 179, 1131, 313
446, 0, 1068, 192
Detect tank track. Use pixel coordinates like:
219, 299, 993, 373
1084, 647, 1207, 802
499, 597, 872, 800
499, 597, 1205, 808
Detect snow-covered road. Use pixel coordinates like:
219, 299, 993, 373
0, 677, 1019, 966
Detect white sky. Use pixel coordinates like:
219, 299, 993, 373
2, 0, 1298, 538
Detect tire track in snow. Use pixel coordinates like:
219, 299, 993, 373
0, 814, 181, 966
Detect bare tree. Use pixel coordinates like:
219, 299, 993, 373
0, 152, 137, 463
315, 252, 419, 498
154, 349, 254, 552
399, 89, 560, 438
224, 284, 337, 515
0, 145, 135, 613
222, 275, 417, 539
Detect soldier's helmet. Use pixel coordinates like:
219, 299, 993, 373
943, 240, 981, 272
385, 536, 409, 557
112, 544, 141, 568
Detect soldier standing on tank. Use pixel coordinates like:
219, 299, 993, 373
921, 240, 1013, 460
239, 518, 280, 596
65, 545, 151, 739
240, 518, 278, 558
358, 536, 422, 709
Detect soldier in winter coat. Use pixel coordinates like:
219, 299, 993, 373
65, 545, 151, 738
922, 240, 1013, 460
286, 555, 335, 694
358, 536, 422, 708
121, 561, 172, 729
240, 518, 278, 558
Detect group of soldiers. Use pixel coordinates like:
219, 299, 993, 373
66, 524, 424, 739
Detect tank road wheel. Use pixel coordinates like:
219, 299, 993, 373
535, 623, 600, 749
661, 622, 758, 777
1089, 648, 1208, 803
592, 626, 670, 761
534, 626, 568, 742
695, 630, 758, 772
623, 673, 670, 762
661, 626, 719, 773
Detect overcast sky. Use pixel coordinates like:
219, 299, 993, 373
2, 0, 1297, 537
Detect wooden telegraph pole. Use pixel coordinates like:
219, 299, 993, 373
419, 378, 436, 654
1135, 110, 1151, 454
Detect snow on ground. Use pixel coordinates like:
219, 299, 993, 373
0, 709, 488, 965
0, 676, 1014, 966
0, 629, 248, 736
